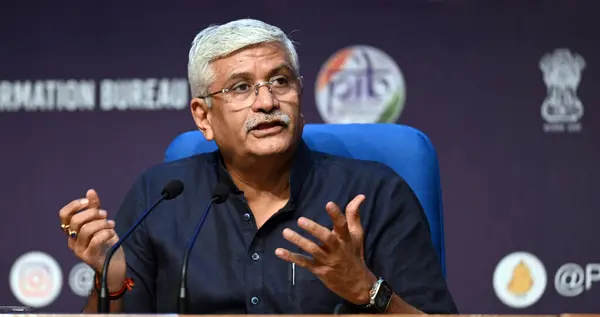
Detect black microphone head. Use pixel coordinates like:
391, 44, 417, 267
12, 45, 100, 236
212, 183, 230, 204
162, 179, 184, 200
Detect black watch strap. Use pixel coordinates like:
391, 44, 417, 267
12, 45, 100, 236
361, 277, 394, 313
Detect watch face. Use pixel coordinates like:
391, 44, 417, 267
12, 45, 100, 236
374, 281, 393, 312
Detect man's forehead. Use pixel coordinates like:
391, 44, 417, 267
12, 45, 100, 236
224, 61, 293, 75
213, 44, 292, 77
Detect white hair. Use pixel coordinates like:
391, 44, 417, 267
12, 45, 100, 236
187, 19, 300, 106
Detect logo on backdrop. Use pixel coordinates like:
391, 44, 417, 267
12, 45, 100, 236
69, 262, 95, 297
0, 78, 189, 112
493, 252, 547, 308
555, 263, 600, 297
9, 251, 63, 308
315, 45, 406, 123
539, 48, 586, 133
494, 252, 600, 308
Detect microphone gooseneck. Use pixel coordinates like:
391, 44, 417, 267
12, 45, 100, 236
333, 303, 344, 314
178, 183, 230, 314
98, 179, 184, 313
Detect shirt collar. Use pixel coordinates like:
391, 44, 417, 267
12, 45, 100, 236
213, 139, 313, 205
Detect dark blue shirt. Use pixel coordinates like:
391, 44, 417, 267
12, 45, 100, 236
114, 140, 458, 314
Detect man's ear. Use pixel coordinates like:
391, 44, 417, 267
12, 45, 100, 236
190, 98, 215, 141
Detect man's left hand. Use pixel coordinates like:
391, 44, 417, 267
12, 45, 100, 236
275, 194, 377, 305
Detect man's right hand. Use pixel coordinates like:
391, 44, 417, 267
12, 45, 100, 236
59, 189, 127, 292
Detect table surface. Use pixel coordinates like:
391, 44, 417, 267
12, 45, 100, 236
0, 313, 600, 317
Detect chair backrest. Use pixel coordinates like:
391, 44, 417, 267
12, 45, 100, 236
164, 123, 447, 276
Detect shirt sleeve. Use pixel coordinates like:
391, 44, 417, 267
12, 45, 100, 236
113, 175, 157, 313
364, 174, 459, 314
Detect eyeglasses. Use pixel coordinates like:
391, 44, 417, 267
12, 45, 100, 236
198, 75, 303, 107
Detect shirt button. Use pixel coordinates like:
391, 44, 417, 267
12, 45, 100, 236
243, 213, 251, 221
251, 296, 260, 305
251, 253, 260, 261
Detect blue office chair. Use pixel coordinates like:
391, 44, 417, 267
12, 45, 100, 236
164, 123, 447, 276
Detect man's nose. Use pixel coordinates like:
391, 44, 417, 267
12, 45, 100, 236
251, 84, 278, 112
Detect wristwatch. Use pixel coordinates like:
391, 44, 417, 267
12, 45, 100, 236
358, 277, 394, 313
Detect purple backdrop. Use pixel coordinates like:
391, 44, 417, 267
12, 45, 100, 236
1, 0, 598, 314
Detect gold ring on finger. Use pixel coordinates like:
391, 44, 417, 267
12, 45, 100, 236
67, 229, 78, 239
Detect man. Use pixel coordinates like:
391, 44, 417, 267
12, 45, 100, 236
58, 19, 458, 314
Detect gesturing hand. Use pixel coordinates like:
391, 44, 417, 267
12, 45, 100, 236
58, 189, 127, 292
275, 194, 377, 305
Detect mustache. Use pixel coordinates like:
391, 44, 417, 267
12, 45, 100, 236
245, 110, 292, 132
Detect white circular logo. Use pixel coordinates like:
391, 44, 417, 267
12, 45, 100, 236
9, 251, 63, 308
493, 252, 547, 308
69, 262, 95, 297
315, 45, 406, 123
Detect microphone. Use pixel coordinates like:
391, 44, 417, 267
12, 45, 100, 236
333, 303, 346, 314
98, 179, 184, 313
177, 183, 230, 314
